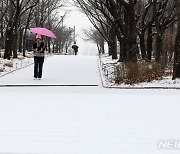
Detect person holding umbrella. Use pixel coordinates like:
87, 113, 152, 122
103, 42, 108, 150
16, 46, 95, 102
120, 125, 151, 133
33, 34, 45, 80
29, 27, 56, 79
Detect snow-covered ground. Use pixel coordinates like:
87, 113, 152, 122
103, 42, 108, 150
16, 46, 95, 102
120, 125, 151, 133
0, 55, 180, 154
99, 55, 180, 88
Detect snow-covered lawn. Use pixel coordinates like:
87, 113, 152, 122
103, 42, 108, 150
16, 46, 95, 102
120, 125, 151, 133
0, 55, 180, 154
99, 55, 180, 88
0, 53, 34, 77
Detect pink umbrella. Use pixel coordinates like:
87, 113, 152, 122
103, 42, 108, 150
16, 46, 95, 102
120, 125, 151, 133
29, 27, 56, 38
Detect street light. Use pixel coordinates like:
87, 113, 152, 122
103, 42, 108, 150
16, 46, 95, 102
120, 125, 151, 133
60, 16, 64, 53
66, 27, 75, 55
73, 26, 75, 43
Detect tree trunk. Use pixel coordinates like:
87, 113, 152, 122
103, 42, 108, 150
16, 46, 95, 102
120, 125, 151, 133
12, 33, 18, 58
173, 30, 180, 79
18, 29, 23, 54
46, 37, 51, 53
4, 29, 14, 59
155, 35, 162, 62
173, 0, 180, 79
107, 41, 111, 56
147, 24, 153, 61
119, 38, 128, 62
99, 39, 105, 54
126, 1, 137, 62
22, 29, 27, 57
139, 32, 147, 59
110, 28, 117, 59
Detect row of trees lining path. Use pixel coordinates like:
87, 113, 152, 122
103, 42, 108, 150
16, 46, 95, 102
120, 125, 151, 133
1, 0, 180, 80
0, 0, 74, 60
74, 0, 180, 80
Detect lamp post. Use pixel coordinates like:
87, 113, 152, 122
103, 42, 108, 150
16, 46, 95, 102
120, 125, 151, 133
74, 26, 75, 43
61, 16, 64, 53
66, 27, 75, 55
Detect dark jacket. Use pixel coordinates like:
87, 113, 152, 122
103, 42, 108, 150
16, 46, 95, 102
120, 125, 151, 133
33, 42, 45, 57
72, 44, 79, 52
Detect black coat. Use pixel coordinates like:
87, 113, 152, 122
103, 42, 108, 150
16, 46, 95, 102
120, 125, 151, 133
33, 42, 45, 57
72, 44, 79, 52
33, 42, 45, 52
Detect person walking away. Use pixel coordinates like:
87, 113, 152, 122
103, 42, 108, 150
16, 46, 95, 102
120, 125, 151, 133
33, 34, 45, 80
72, 42, 79, 55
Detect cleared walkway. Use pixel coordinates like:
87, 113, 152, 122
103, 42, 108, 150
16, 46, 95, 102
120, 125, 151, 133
0, 55, 101, 86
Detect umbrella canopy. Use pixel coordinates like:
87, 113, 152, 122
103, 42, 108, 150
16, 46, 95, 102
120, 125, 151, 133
29, 27, 56, 38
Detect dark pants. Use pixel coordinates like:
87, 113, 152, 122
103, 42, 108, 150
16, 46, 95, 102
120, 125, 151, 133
34, 56, 44, 78
74, 50, 78, 55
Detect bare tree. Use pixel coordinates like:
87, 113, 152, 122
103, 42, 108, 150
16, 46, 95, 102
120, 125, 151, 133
0, 0, 67, 59
0, 0, 7, 49
3, 0, 39, 59
75, 0, 140, 61
136, 0, 154, 60
83, 28, 105, 54
153, 0, 176, 62
74, 0, 118, 59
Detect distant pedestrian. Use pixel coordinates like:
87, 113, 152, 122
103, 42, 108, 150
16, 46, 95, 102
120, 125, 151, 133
72, 42, 79, 55
33, 34, 45, 80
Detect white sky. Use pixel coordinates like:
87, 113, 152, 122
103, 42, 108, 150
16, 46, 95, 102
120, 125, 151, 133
61, 1, 98, 55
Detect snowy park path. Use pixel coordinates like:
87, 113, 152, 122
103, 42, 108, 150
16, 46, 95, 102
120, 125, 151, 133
0, 55, 101, 86
0, 55, 180, 154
